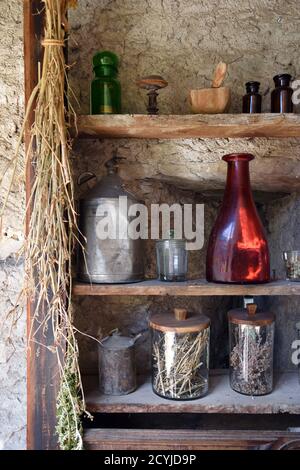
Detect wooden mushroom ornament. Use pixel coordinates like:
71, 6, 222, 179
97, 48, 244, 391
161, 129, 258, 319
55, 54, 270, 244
189, 62, 231, 114
136, 75, 168, 115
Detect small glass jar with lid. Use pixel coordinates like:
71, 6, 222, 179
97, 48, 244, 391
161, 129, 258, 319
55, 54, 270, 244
91, 51, 121, 114
228, 304, 275, 396
271, 74, 293, 113
150, 308, 210, 400
242, 81, 262, 113
156, 236, 188, 282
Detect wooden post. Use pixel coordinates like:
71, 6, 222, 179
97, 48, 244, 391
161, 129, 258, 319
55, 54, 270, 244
24, 0, 60, 450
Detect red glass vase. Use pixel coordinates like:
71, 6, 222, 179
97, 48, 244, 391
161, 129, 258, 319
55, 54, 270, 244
206, 153, 270, 284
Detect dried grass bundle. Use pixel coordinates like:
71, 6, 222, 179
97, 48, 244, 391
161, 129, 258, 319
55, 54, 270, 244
1, 0, 85, 450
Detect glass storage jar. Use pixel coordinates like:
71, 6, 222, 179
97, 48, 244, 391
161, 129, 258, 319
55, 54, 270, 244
228, 304, 275, 396
150, 308, 210, 400
283, 251, 300, 281
91, 51, 121, 114
271, 74, 293, 113
242, 81, 262, 113
156, 239, 188, 281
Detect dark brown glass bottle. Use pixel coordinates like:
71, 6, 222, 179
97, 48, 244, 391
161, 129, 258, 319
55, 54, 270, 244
271, 74, 293, 113
243, 81, 262, 113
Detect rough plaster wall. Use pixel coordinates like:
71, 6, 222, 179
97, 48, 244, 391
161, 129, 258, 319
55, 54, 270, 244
69, 0, 300, 374
69, 0, 300, 114
262, 194, 300, 371
0, 0, 26, 450
74, 137, 300, 194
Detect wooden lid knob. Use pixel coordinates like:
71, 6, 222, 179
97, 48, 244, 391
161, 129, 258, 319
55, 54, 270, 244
136, 75, 168, 91
174, 308, 188, 321
247, 303, 257, 316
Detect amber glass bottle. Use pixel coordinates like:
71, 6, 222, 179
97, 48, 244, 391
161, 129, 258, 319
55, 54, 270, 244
243, 81, 261, 113
91, 51, 121, 114
271, 74, 293, 113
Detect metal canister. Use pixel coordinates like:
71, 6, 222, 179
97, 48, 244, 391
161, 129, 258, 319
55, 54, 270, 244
77, 156, 144, 283
98, 329, 140, 395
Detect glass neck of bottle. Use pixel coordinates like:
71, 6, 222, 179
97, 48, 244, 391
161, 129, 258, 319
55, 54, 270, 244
224, 160, 253, 200
94, 65, 118, 78
246, 85, 258, 94
274, 77, 291, 87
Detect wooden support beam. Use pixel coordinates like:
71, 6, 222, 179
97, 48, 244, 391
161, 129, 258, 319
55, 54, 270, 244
24, 0, 59, 450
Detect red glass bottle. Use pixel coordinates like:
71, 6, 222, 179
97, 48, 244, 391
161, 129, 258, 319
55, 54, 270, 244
206, 153, 270, 284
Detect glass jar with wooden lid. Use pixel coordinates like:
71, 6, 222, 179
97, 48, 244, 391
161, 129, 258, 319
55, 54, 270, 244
228, 304, 275, 396
150, 308, 210, 400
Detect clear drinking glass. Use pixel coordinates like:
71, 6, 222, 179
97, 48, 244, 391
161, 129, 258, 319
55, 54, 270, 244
156, 239, 188, 281
283, 251, 300, 281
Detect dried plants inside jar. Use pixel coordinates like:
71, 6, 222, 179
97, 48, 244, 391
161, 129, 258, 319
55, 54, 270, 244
283, 251, 300, 281
228, 304, 274, 396
150, 309, 210, 400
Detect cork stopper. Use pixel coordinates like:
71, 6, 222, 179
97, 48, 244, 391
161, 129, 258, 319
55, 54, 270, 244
247, 303, 257, 316
174, 308, 188, 321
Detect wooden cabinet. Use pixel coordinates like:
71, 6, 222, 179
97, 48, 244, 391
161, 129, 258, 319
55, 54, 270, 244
23, 1, 300, 450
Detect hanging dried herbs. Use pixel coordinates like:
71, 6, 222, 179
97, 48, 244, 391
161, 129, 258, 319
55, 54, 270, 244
1, 0, 88, 450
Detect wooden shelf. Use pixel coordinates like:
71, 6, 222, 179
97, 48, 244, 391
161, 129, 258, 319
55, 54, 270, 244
84, 371, 300, 415
77, 113, 300, 139
73, 279, 300, 297
84, 428, 300, 450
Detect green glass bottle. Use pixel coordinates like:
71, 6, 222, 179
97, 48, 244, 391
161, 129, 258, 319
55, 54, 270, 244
91, 51, 121, 114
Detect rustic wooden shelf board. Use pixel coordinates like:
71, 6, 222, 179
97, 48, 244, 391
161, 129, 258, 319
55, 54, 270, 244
73, 279, 300, 296
77, 114, 300, 139
83, 428, 300, 450
84, 371, 300, 415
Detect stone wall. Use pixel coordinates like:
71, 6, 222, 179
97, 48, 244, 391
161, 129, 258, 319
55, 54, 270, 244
69, 0, 300, 114
0, 0, 26, 451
